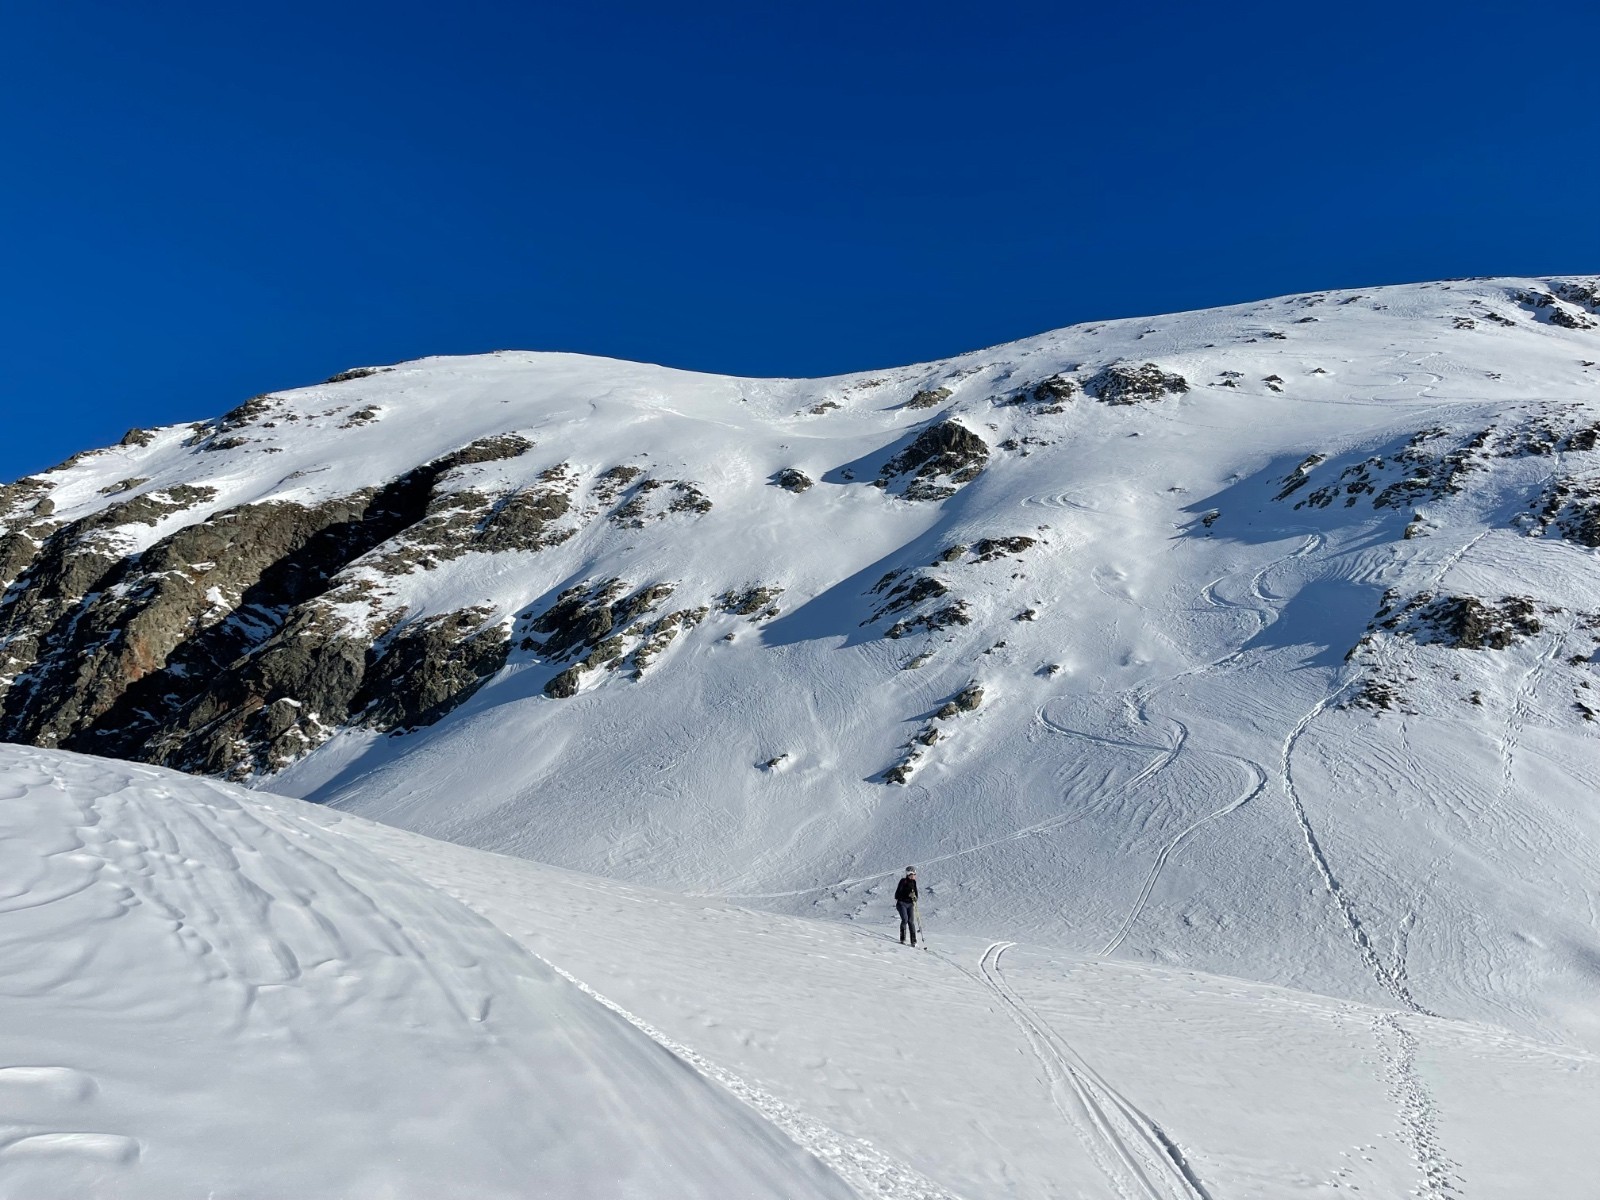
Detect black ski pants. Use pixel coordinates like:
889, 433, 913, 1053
897, 900, 917, 943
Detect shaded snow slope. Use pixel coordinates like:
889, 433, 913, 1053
0, 744, 855, 1200
5, 276, 1600, 1057
5, 746, 1594, 1199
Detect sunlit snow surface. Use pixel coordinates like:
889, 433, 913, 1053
9, 278, 1600, 1195
3, 744, 1595, 1198
0, 746, 853, 1199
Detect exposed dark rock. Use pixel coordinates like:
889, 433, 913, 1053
1513, 288, 1597, 329
878, 419, 989, 501
773, 468, 814, 493
353, 608, 509, 731
595, 465, 644, 504
480, 484, 576, 554
0, 476, 51, 517
1346, 679, 1398, 713
583, 635, 628, 670
545, 666, 584, 698
363, 455, 569, 576
1084, 362, 1189, 405
528, 580, 628, 660
325, 366, 392, 384
1549, 307, 1597, 331
867, 575, 948, 625
935, 682, 985, 720
3, 486, 408, 759
0, 434, 541, 775
1290, 426, 1494, 512
610, 475, 712, 524
100, 477, 149, 496
999, 374, 1077, 410
904, 387, 952, 410
1554, 280, 1600, 311
524, 578, 679, 669
668, 481, 713, 514
718, 585, 783, 619
119, 428, 156, 448
1403, 595, 1543, 650
630, 607, 706, 676
217, 396, 275, 432
971, 536, 1035, 562
886, 604, 971, 639
432, 433, 535, 472
614, 583, 678, 628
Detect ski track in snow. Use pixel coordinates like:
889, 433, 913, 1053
705, 722, 1180, 905
951, 942, 1213, 1200
1096, 748, 1267, 958
1375, 1012, 1466, 1200
710, 531, 1326, 917
531, 960, 959, 1200
1278, 682, 1429, 1013
1068, 533, 1323, 956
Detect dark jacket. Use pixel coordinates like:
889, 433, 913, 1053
894, 876, 918, 904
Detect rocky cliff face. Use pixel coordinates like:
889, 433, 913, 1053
0, 434, 546, 775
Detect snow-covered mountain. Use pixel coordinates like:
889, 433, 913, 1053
4, 275, 1600, 1061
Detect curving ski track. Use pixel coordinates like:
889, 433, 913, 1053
950, 941, 1213, 1200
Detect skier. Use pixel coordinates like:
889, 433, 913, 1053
894, 867, 919, 945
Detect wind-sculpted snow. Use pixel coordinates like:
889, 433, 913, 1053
5, 275, 1600, 1059
7, 742, 1590, 1197
0, 745, 856, 1199
315, 798, 1600, 1199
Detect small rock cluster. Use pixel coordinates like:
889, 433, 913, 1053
884, 682, 985, 784
876, 419, 990, 502
1083, 362, 1189, 406
526, 578, 703, 697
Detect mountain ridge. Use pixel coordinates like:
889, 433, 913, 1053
4, 274, 1599, 1051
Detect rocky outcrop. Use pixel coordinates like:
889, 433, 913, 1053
1404, 595, 1544, 651
610, 477, 713, 526
877, 419, 989, 501
903, 386, 952, 410
523, 578, 688, 696
1084, 362, 1189, 405
865, 571, 972, 639
718, 585, 783, 619
354, 608, 510, 730
1513, 288, 1598, 329
0, 434, 539, 778
998, 374, 1077, 412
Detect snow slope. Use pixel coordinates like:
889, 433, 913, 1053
4, 745, 1595, 1199
0, 744, 853, 1200
6, 275, 1600, 1063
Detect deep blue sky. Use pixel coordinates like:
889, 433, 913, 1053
3, 1, 1596, 482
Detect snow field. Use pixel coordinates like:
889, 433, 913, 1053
0, 745, 855, 1200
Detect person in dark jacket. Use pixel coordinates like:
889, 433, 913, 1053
894, 867, 918, 945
